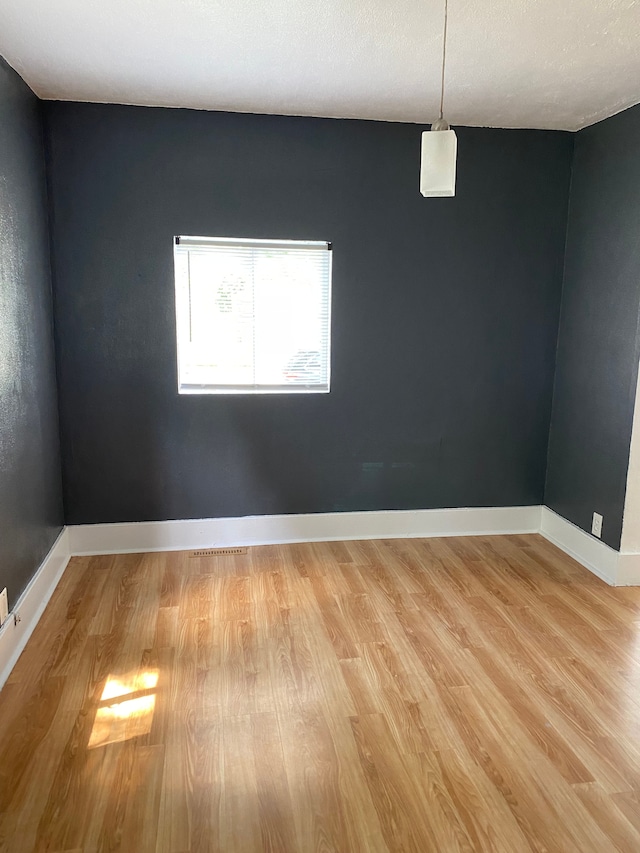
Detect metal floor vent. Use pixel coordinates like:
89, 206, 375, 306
190, 548, 248, 557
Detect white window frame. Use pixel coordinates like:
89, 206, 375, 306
173, 235, 332, 395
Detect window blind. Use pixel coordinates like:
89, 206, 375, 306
174, 236, 332, 394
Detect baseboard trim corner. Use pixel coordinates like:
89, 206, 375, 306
615, 553, 640, 586
540, 507, 621, 585
0, 528, 71, 691
67, 504, 543, 557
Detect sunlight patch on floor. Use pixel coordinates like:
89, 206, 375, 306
88, 669, 159, 748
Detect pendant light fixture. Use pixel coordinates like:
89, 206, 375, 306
420, 0, 457, 197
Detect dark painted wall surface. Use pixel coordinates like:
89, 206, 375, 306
546, 104, 640, 549
0, 59, 63, 601
44, 102, 572, 524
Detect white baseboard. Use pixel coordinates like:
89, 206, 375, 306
2, 503, 638, 692
0, 506, 540, 691
67, 505, 543, 556
0, 528, 71, 691
539, 507, 640, 586
615, 553, 640, 586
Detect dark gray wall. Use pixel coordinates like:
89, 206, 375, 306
0, 59, 63, 602
546, 103, 640, 550
44, 102, 572, 524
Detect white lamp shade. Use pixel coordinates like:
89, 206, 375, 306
420, 129, 457, 197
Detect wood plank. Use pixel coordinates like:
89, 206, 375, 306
349, 712, 439, 852
280, 704, 355, 852
219, 715, 261, 853
250, 711, 297, 853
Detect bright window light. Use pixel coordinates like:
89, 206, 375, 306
173, 236, 332, 394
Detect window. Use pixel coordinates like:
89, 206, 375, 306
174, 236, 332, 394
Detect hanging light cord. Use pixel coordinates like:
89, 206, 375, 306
439, 0, 449, 120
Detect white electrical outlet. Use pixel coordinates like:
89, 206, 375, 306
0, 588, 8, 628
592, 512, 603, 539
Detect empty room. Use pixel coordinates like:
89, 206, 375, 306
2, 0, 640, 850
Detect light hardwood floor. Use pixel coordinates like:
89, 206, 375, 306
1, 535, 640, 852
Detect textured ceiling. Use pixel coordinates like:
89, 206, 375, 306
1, 0, 639, 131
